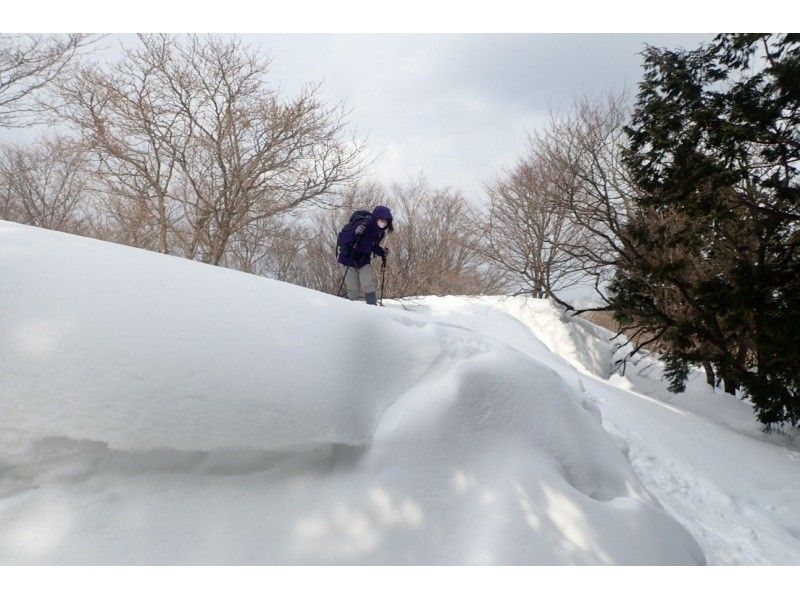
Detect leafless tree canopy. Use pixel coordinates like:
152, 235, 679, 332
479, 148, 587, 298
0, 34, 95, 127
0, 136, 91, 233
57, 34, 365, 265
475, 94, 636, 307
386, 176, 504, 298
534, 94, 637, 309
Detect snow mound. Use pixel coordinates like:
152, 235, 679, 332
1, 220, 441, 452
0, 221, 703, 564
395, 295, 800, 565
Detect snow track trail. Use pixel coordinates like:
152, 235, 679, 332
395, 296, 800, 565
583, 378, 800, 565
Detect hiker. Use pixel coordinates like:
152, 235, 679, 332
337, 205, 393, 305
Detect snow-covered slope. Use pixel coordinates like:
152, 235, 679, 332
0, 221, 728, 564
395, 296, 800, 565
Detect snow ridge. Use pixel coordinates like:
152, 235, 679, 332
0, 221, 708, 564
398, 295, 800, 565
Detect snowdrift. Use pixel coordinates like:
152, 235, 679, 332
0, 220, 704, 564
397, 296, 800, 565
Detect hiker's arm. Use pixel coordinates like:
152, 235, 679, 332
349, 223, 369, 253
372, 244, 386, 258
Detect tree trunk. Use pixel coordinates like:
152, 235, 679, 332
703, 361, 715, 387
723, 377, 738, 395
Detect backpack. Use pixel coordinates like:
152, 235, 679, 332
336, 210, 372, 257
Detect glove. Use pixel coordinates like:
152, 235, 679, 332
355, 223, 367, 236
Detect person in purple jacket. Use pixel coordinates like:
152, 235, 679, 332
337, 205, 393, 305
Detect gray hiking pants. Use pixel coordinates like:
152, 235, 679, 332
343, 263, 376, 303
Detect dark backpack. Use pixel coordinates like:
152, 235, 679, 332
336, 210, 372, 257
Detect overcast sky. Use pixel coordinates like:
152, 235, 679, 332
5, 33, 714, 200
243, 34, 713, 199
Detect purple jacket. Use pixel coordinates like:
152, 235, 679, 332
337, 206, 392, 268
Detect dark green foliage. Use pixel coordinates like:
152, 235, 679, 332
664, 355, 691, 394
613, 33, 800, 428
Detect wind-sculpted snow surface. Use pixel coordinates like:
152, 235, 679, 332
397, 295, 800, 565
0, 221, 442, 452
0, 221, 703, 564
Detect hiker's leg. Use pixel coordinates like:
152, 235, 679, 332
359, 264, 377, 305
344, 266, 360, 300
358, 263, 376, 294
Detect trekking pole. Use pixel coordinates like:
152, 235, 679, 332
379, 258, 387, 306
337, 266, 349, 298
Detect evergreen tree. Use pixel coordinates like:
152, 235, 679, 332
613, 33, 800, 428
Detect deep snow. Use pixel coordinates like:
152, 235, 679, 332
394, 296, 800, 565
0, 220, 796, 564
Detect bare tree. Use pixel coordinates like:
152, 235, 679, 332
0, 166, 12, 221
532, 93, 637, 311
0, 34, 96, 127
58, 34, 364, 264
479, 150, 587, 298
0, 136, 92, 233
386, 176, 502, 298
226, 215, 307, 282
